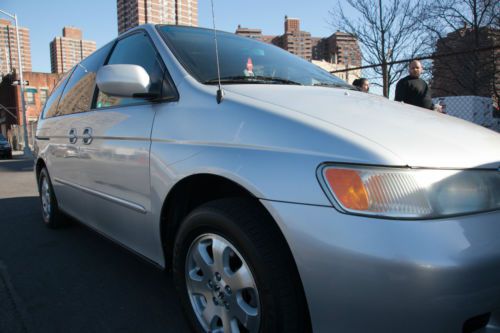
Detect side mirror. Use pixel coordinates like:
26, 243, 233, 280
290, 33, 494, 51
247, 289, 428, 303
96, 64, 152, 98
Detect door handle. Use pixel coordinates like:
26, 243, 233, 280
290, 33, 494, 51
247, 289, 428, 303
82, 127, 93, 145
68, 128, 77, 144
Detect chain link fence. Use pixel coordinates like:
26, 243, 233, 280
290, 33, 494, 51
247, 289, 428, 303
329, 44, 500, 133
433, 96, 500, 132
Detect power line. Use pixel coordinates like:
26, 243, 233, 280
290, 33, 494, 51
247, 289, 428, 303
330, 45, 500, 73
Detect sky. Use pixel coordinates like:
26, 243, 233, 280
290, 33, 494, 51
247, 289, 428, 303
1, 0, 348, 74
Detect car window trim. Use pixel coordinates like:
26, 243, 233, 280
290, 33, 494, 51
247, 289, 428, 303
41, 66, 76, 119
45, 41, 115, 119
91, 29, 179, 111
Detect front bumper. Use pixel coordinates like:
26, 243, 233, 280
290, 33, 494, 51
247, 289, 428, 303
261, 200, 500, 333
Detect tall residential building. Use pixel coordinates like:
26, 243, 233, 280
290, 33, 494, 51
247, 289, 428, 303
0, 19, 32, 76
117, 0, 198, 35
432, 26, 500, 103
284, 17, 300, 34
235, 25, 263, 41
50, 27, 96, 74
323, 32, 362, 68
282, 16, 313, 60
235, 17, 361, 69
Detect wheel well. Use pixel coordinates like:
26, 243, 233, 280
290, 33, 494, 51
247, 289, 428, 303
35, 158, 47, 183
160, 174, 252, 268
161, 174, 312, 331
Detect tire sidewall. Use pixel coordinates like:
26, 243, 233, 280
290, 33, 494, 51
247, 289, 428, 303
38, 168, 57, 227
173, 206, 280, 333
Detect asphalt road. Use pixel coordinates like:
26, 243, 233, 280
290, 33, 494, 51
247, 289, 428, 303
0, 154, 191, 333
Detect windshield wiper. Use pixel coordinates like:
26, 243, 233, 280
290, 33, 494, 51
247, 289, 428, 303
204, 76, 302, 85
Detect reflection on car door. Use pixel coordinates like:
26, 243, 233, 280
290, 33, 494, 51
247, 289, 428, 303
43, 43, 113, 223
36, 71, 74, 211
78, 31, 174, 260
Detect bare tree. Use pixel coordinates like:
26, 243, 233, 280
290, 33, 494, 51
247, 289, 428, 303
422, 0, 499, 49
422, 0, 499, 99
329, 0, 426, 97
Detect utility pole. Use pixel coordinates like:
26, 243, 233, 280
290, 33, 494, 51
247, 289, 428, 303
0, 9, 32, 157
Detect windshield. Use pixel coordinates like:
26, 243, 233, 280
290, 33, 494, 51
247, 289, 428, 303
0, 133, 6, 142
158, 25, 350, 88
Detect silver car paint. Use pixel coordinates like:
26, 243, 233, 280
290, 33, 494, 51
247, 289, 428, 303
72, 104, 158, 261
96, 64, 151, 97
222, 84, 500, 169
37, 113, 91, 221
261, 200, 500, 333
35, 25, 500, 332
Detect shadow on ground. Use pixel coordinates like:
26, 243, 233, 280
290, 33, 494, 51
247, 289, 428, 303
0, 196, 191, 333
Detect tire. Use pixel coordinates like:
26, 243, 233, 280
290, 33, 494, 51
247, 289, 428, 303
173, 198, 310, 333
38, 167, 65, 228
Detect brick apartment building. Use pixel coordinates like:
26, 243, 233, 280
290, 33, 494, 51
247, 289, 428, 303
432, 26, 500, 108
0, 19, 32, 77
234, 26, 264, 40
323, 31, 362, 68
117, 0, 198, 35
0, 71, 62, 139
235, 17, 361, 81
280, 17, 313, 60
50, 27, 96, 74
237, 17, 315, 60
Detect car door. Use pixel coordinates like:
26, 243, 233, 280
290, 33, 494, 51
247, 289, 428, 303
40, 43, 113, 222
77, 31, 177, 259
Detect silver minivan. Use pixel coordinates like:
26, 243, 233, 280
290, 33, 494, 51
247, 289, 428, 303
35, 24, 500, 333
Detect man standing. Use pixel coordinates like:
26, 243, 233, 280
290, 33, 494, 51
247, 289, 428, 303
395, 60, 442, 112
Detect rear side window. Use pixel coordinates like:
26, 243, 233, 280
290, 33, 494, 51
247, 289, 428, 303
55, 42, 113, 117
96, 32, 165, 108
42, 71, 72, 119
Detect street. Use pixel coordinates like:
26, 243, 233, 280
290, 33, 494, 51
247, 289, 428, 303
0, 154, 191, 333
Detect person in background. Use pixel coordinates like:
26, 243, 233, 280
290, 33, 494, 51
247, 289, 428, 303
395, 60, 442, 112
352, 78, 369, 93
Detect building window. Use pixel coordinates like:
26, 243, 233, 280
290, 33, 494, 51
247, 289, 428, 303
25, 91, 36, 104
40, 89, 49, 106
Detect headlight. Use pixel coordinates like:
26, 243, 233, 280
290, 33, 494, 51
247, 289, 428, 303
318, 164, 500, 219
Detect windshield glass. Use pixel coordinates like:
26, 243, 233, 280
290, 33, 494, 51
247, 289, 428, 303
0, 133, 6, 141
158, 25, 350, 88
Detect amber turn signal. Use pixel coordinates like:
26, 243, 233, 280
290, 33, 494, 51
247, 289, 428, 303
324, 168, 369, 210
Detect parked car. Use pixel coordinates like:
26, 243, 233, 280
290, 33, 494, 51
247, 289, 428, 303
34, 24, 500, 333
0, 133, 12, 159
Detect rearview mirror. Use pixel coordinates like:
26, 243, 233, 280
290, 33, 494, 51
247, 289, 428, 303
96, 64, 151, 98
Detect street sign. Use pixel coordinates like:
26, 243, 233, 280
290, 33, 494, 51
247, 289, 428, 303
11, 80, 29, 86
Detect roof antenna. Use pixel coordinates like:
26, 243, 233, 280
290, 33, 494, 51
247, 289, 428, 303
210, 0, 224, 104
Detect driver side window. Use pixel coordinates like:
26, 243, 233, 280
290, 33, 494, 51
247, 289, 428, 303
95, 32, 165, 109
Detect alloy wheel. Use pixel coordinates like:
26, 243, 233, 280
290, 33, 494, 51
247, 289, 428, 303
41, 176, 51, 221
185, 233, 260, 333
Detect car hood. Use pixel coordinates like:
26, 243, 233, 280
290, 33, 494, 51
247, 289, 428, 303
223, 85, 500, 169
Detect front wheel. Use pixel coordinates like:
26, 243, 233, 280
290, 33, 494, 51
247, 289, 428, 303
173, 198, 310, 333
